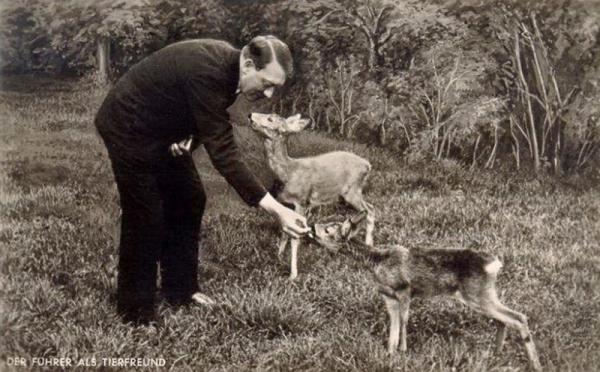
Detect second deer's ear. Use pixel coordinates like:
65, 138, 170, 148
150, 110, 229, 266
341, 211, 366, 239
284, 118, 310, 133
340, 219, 353, 239
297, 118, 310, 130
350, 210, 368, 226
285, 113, 301, 123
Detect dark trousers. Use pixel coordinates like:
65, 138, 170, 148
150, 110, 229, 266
106, 148, 206, 323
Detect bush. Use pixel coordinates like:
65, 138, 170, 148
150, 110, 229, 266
2, 0, 599, 173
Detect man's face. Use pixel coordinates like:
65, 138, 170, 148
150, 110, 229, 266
239, 53, 286, 101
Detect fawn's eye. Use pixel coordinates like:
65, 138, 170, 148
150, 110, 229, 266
268, 117, 273, 122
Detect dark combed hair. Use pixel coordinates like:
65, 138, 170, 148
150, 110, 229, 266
244, 35, 293, 78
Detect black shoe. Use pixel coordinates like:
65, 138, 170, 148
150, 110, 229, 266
118, 307, 157, 326
164, 296, 193, 307
163, 291, 194, 307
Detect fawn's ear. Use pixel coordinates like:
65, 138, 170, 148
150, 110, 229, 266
349, 210, 368, 226
285, 113, 301, 123
340, 211, 367, 240
340, 219, 353, 239
283, 115, 310, 133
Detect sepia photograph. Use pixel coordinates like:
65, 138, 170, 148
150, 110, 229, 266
1, 0, 599, 370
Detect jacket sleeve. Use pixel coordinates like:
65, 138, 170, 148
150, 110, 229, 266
203, 121, 267, 206
185, 76, 267, 207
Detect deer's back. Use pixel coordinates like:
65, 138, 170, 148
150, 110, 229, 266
281, 151, 371, 205
373, 247, 499, 296
298, 151, 370, 171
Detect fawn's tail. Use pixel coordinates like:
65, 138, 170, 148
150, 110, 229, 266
484, 257, 503, 275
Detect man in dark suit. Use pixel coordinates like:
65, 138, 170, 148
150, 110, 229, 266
95, 35, 309, 325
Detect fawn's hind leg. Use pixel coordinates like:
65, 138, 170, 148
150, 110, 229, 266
494, 322, 507, 353
460, 288, 542, 371
492, 302, 541, 371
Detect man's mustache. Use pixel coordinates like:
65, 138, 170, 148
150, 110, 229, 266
243, 91, 268, 102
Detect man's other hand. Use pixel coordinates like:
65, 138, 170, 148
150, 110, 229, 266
169, 136, 193, 157
191, 292, 217, 306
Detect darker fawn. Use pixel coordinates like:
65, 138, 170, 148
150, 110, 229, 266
310, 211, 542, 371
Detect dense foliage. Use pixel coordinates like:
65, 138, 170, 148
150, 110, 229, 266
1, 0, 599, 172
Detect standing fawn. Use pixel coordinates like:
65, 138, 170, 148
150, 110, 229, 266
249, 112, 375, 280
310, 211, 542, 371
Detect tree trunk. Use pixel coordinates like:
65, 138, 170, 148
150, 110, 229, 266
553, 123, 563, 175
97, 37, 110, 83
471, 134, 481, 170
379, 122, 386, 145
510, 116, 521, 170
486, 124, 499, 169
514, 30, 541, 171
366, 37, 377, 70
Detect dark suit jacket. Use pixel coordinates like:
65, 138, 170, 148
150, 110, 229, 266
95, 39, 266, 206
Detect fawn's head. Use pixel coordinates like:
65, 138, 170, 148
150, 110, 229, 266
249, 113, 310, 139
311, 211, 367, 250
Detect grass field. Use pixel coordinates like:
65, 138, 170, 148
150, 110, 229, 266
1, 75, 599, 371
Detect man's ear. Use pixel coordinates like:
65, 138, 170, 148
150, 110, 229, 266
243, 58, 255, 69
240, 46, 255, 70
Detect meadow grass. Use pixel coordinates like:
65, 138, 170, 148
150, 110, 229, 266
0, 75, 599, 371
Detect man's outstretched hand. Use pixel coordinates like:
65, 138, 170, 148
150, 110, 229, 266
169, 136, 193, 157
276, 206, 310, 239
259, 193, 310, 238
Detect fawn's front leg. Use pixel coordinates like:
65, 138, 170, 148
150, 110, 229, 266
288, 204, 305, 280
382, 288, 410, 354
382, 294, 401, 353
289, 237, 300, 280
365, 211, 375, 246
278, 231, 289, 258
398, 291, 410, 353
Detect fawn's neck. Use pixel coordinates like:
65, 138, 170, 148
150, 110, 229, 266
344, 240, 391, 266
264, 137, 296, 183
